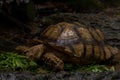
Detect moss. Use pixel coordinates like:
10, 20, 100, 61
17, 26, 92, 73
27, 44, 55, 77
0, 52, 38, 71
64, 64, 115, 72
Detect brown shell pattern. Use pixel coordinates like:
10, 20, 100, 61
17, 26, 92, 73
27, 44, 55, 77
41, 22, 113, 61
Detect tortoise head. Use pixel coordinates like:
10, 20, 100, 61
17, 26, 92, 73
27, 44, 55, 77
16, 44, 45, 60
15, 45, 29, 54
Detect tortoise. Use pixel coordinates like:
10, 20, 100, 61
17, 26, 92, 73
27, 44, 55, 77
16, 22, 120, 71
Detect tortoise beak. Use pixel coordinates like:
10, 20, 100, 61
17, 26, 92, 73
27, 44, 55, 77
15, 45, 29, 54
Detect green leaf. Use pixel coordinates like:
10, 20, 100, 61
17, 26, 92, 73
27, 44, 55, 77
0, 52, 38, 71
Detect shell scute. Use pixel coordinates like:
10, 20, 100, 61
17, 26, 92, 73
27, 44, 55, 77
41, 22, 114, 60
85, 44, 93, 59
88, 28, 104, 42
72, 43, 84, 57
77, 27, 93, 42
94, 45, 101, 60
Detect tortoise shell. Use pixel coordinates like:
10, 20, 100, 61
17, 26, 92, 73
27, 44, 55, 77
40, 22, 112, 60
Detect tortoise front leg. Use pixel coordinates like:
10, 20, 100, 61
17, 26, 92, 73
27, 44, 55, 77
42, 52, 64, 71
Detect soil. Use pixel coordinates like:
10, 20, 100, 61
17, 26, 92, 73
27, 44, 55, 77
0, 5, 120, 80
0, 70, 120, 80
